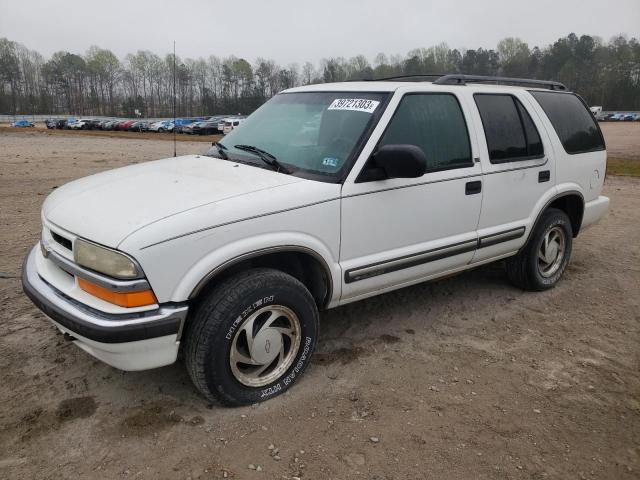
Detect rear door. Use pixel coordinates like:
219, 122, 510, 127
340, 88, 483, 302
469, 90, 555, 264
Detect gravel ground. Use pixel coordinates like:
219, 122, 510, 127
0, 128, 638, 479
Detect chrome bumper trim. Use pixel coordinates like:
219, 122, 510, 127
22, 246, 188, 344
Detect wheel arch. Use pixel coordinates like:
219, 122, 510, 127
523, 190, 584, 252
547, 193, 584, 237
188, 246, 335, 309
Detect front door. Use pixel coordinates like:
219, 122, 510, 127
340, 91, 483, 303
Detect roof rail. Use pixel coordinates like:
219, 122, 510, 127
360, 73, 446, 82
433, 74, 567, 91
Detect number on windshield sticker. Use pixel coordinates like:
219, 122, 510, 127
328, 98, 380, 114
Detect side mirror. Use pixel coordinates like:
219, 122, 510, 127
369, 144, 427, 179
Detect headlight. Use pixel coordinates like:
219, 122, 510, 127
74, 239, 141, 279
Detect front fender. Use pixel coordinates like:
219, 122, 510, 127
171, 232, 342, 306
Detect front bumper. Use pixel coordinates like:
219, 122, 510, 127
22, 245, 189, 370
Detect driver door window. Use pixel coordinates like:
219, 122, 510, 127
360, 93, 473, 180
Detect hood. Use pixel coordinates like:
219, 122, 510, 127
43, 155, 303, 248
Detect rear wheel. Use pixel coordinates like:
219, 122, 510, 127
506, 208, 573, 291
184, 268, 319, 405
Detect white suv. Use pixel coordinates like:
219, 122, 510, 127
23, 75, 609, 405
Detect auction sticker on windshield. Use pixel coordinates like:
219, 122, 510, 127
327, 98, 380, 113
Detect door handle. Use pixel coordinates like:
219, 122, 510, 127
465, 180, 482, 195
538, 170, 551, 183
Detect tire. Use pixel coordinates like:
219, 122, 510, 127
506, 208, 573, 291
184, 268, 319, 406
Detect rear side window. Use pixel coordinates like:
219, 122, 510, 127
379, 93, 472, 172
474, 94, 544, 163
530, 91, 605, 154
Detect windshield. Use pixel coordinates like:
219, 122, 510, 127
205, 91, 389, 182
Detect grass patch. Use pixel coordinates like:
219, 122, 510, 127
607, 157, 640, 177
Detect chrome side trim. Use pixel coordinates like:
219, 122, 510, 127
188, 245, 334, 308
345, 239, 478, 284
345, 225, 529, 284
42, 242, 151, 292
478, 226, 526, 248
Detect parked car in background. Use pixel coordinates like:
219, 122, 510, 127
609, 113, 625, 121
192, 120, 221, 135
202, 116, 227, 133
181, 121, 199, 134
217, 117, 234, 133
595, 112, 614, 122
65, 118, 78, 129
70, 119, 93, 130
55, 119, 68, 129
87, 119, 102, 129
11, 119, 35, 127
174, 118, 202, 133
222, 117, 246, 134
622, 113, 639, 121
148, 121, 164, 132
121, 120, 137, 131
129, 120, 150, 132
45, 119, 57, 129
149, 120, 173, 132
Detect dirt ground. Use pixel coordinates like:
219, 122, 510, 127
0, 126, 638, 479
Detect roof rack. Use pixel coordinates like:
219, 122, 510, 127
359, 73, 446, 82
359, 73, 567, 91
434, 74, 567, 91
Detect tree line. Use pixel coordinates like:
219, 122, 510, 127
1, 33, 639, 118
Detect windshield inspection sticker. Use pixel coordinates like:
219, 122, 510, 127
322, 157, 339, 167
328, 98, 380, 113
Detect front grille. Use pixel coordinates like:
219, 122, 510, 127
51, 231, 72, 251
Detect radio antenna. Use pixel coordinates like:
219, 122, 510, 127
172, 40, 177, 157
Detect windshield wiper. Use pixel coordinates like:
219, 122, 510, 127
234, 144, 292, 174
214, 141, 228, 159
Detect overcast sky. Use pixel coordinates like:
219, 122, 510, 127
1, 0, 638, 64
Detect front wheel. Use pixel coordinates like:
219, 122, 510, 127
184, 268, 319, 405
506, 208, 573, 291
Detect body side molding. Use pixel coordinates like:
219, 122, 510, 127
345, 225, 527, 284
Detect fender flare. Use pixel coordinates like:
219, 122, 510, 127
519, 189, 584, 252
188, 245, 334, 307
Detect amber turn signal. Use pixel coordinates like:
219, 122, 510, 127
78, 278, 157, 308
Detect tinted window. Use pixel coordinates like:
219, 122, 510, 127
530, 91, 605, 154
474, 94, 544, 163
516, 101, 543, 157
379, 93, 472, 172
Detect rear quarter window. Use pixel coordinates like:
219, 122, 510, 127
530, 91, 605, 154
